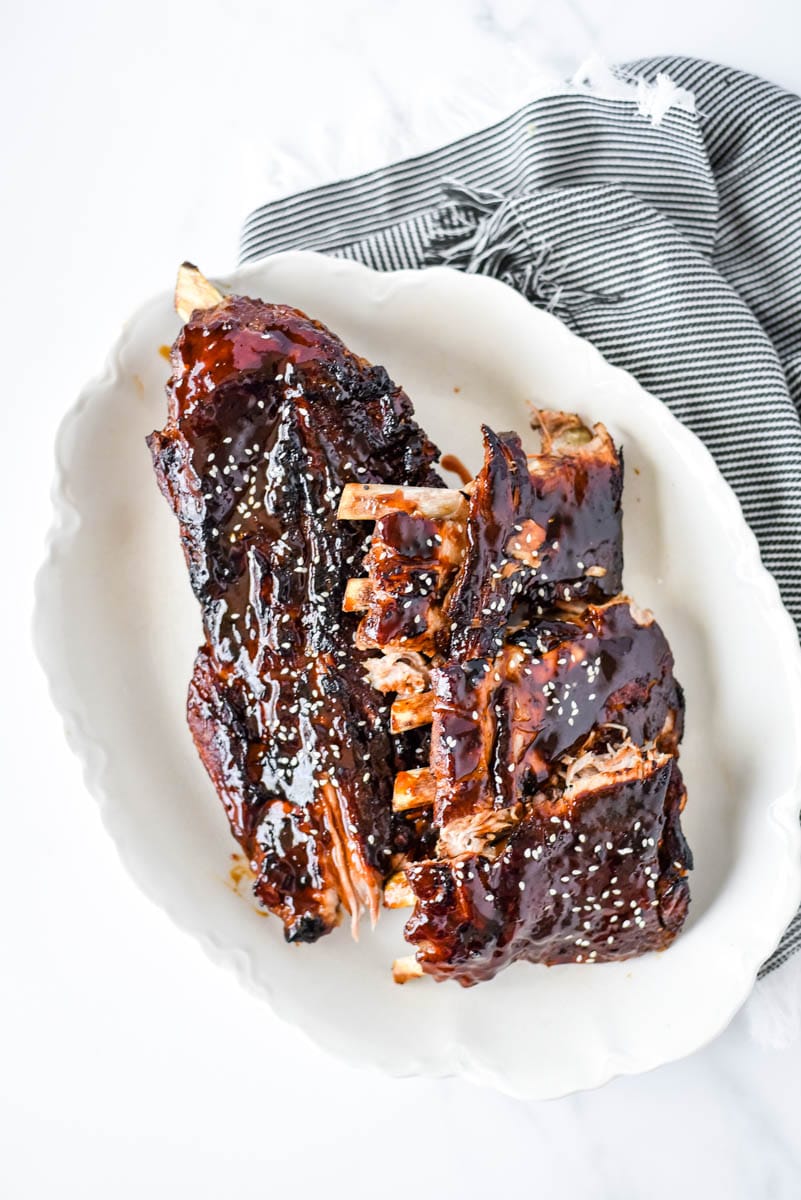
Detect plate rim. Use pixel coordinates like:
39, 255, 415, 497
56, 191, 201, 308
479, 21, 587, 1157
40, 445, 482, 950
34, 250, 801, 1099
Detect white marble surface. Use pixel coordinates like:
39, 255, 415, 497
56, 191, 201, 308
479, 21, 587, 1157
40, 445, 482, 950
3, 1, 801, 1196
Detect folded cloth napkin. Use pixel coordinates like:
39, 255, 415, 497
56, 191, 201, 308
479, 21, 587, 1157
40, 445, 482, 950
240, 56, 801, 1038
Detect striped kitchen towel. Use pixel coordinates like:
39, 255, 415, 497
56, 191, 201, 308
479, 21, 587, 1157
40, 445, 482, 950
240, 56, 801, 1025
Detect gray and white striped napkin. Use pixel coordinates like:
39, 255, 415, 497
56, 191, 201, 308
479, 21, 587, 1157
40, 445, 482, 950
240, 56, 801, 1023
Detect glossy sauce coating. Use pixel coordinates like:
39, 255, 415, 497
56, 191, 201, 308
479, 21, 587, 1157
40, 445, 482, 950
440, 453, 472, 485
358, 511, 456, 655
350, 421, 692, 984
405, 756, 691, 984
348, 421, 623, 666
149, 295, 442, 941
431, 601, 683, 829
443, 426, 623, 660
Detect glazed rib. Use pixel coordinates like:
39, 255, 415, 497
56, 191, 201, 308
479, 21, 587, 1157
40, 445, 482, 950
343, 415, 623, 662
342, 413, 691, 985
392, 601, 690, 984
404, 746, 690, 984
429, 599, 683, 837
151, 266, 692, 980
149, 270, 442, 942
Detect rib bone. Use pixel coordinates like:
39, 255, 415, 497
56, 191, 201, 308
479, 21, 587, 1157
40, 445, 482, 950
390, 691, 435, 734
338, 483, 466, 522
175, 262, 224, 321
392, 767, 436, 813
343, 578, 374, 611
383, 871, 415, 909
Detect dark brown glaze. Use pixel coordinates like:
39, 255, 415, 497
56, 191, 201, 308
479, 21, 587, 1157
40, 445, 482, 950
149, 294, 442, 942
344, 415, 622, 666
430, 600, 683, 834
440, 453, 472, 485
443, 424, 623, 660
404, 751, 691, 985
356, 510, 462, 655
335, 407, 690, 982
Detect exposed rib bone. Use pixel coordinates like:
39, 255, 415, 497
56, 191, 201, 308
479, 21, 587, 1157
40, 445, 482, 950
175, 262, 223, 321
390, 691, 435, 733
338, 483, 466, 522
392, 768, 436, 813
392, 955, 424, 984
383, 871, 415, 909
531, 408, 593, 452
343, 578, 374, 611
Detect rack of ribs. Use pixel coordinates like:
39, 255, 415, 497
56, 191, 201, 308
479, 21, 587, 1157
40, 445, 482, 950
343, 413, 691, 985
150, 263, 691, 982
148, 266, 442, 943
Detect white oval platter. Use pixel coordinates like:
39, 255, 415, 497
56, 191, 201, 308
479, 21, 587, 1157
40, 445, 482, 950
35, 251, 801, 1099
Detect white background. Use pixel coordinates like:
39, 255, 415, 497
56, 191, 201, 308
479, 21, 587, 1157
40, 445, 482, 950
3, 1, 801, 1196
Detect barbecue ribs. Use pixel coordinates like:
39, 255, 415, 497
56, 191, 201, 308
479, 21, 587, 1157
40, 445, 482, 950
343, 413, 691, 985
149, 266, 441, 942
340, 416, 623, 662
151, 265, 691, 984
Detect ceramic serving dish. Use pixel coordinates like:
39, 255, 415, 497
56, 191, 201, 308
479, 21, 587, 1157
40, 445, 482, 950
35, 252, 801, 1098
